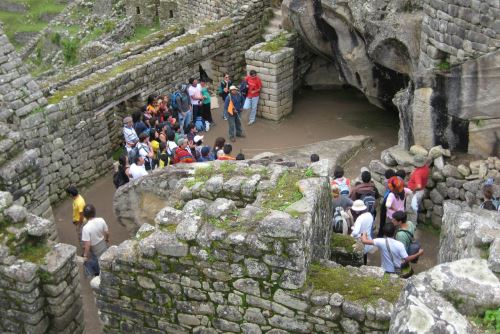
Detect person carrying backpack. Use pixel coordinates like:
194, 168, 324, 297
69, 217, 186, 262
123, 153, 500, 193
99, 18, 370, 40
332, 184, 353, 234
217, 73, 232, 120
173, 84, 192, 134
481, 183, 500, 211
331, 165, 351, 197
392, 211, 421, 263
113, 155, 130, 188
351, 171, 380, 219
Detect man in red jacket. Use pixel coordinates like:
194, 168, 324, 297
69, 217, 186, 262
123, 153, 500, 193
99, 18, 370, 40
243, 70, 262, 125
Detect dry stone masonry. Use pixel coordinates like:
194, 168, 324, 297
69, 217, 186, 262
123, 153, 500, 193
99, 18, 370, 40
96, 161, 401, 333
0, 191, 84, 333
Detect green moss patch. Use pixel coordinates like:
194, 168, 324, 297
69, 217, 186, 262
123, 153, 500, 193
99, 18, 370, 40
262, 170, 303, 211
305, 264, 403, 304
18, 240, 50, 264
470, 308, 500, 333
260, 32, 288, 52
331, 234, 356, 253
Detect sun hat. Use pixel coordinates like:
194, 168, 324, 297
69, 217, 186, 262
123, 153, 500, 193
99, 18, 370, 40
193, 135, 204, 143
351, 200, 367, 212
413, 155, 427, 167
123, 116, 132, 124
229, 85, 238, 91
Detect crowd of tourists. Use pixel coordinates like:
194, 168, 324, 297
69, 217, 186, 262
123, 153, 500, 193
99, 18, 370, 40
115, 71, 262, 187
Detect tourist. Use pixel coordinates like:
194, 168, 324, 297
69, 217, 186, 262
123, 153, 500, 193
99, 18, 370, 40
224, 86, 246, 142
331, 165, 351, 196
213, 137, 226, 159
378, 169, 396, 237
385, 176, 411, 220
310, 154, 320, 163
332, 184, 353, 211
244, 70, 262, 125
158, 142, 173, 167
480, 183, 500, 211
218, 73, 232, 120
396, 169, 406, 180
66, 185, 85, 252
188, 78, 203, 120
113, 155, 130, 188
82, 204, 109, 277
132, 110, 148, 137
407, 155, 430, 214
186, 123, 198, 143
149, 130, 160, 170
218, 144, 236, 160
129, 156, 149, 179
361, 224, 423, 275
198, 147, 213, 162
350, 171, 380, 217
137, 132, 154, 171
173, 138, 195, 163
236, 153, 245, 160
200, 79, 214, 127
123, 116, 138, 152
332, 184, 353, 235
193, 135, 204, 160
175, 84, 192, 133
350, 199, 374, 264
392, 211, 421, 263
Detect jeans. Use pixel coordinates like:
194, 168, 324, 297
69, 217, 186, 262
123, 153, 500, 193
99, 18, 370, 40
228, 113, 243, 138
244, 96, 259, 123
178, 110, 192, 134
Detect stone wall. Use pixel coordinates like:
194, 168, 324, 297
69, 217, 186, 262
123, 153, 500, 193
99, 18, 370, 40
369, 144, 500, 227
419, 0, 499, 68
245, 36, 294, 121
0, 191, 84, 333
176, 0, 239, 28
95, 161, 398, 333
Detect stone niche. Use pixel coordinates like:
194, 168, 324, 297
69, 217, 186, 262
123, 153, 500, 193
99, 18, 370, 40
96, 161, 401, 333
0, 191, 84, 334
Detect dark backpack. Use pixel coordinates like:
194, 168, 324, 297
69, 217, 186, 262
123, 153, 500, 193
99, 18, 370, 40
332, 206, 347, 233
169, 92, 181, 110
195, 116, 205, 132
396, 229, 421, 263
113, 170, 129, 188
239, 80, 249, 98
480, 197, 500, 211
361, 191, 376, 215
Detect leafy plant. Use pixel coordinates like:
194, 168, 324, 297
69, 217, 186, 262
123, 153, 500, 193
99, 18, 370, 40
436, 60, 450, 72
61, 37, 80, 65
103, 20, 116, 33
50, 32, 61, 46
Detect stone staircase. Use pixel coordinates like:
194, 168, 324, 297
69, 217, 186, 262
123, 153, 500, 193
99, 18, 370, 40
263, 7, 284, 38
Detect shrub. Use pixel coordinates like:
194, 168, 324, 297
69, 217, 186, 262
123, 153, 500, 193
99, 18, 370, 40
61, 37, 80, 64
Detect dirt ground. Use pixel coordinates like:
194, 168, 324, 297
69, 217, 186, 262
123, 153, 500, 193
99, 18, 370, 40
52, 88, 437, 333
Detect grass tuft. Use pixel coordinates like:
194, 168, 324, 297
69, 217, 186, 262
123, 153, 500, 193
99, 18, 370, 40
331, 233, 356, 253
260, 32, 288, 52
262, 170, 303, 211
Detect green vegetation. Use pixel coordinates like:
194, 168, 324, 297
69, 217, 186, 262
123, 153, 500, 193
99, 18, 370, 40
420, 221, 441, 236
479, 243, 491, 260
128, 22, 161, 43
0, 0, 66, 48
206, 210, 247, 232
112, 146, 125, 161
436, 60, 451, 72
471, 309, 500, 333
18, 240, 50, 264
47, 18, 232, 104
136, 229, 154, 240
61, 37, 79, 64
50, 31, 61, 45
262, 170, 303, 211
260, 32, 288, 52
305, 263, 403, 304
304, 167, 315, 178
103, 20, 116, 33
331, 234, 356, 253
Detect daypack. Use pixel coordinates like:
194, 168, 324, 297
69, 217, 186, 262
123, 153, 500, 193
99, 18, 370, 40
239, 80, 249, 98
113, 170, 128, 188
333, 206, 347, 234
158, 142, 175, 167
333, 177, 351, 196
195, 116, 205, 132
361, 191, 377, 215
137, 143, 152, 170
480, 197, 500, 211
127, 146, 140, 166
396, 229, 421, 263
169, 91, 182, 110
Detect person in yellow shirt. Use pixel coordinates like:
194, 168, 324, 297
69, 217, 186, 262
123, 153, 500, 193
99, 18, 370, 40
66, 186, 85, 252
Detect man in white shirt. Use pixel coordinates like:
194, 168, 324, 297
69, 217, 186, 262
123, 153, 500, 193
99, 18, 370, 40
350, 199, 374, 264
188, 77, 203, 120
123, 116, 138, 151
361, 223, 423, 274
129, 156, 149, 179
82, 204, 109, 277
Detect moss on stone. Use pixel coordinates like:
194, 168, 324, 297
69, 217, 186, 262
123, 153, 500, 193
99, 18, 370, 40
18, 240, 50, 264
305, 263, 403, 304
260, 32, 288, 52
331, 234, 356, 253
262, 170, 303, 211
47, 19, 232, 104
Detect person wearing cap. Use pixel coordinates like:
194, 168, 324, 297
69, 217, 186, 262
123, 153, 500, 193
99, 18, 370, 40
198, 146, 213, 162
244, 70, 262, 125
123, 116, 139, 151
350, 199, 374, 264
193, 134, 204, 160
224, 85, 246, 142
173, 138, 195, 164
407, 155, 430, 215
175, 84, 192, 134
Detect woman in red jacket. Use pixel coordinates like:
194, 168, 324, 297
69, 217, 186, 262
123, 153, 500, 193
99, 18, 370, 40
243, 70, 262, 126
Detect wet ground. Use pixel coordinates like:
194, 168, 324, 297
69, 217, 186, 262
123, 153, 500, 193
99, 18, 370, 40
52, 88, 437, 333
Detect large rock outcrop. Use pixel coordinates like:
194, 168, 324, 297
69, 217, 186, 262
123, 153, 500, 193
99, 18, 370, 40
283, 0, 500, 157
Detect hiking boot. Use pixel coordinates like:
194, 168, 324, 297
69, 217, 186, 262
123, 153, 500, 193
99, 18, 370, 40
230, 137, 236, 142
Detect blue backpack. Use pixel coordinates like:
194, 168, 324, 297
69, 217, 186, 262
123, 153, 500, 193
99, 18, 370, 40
195, 116, 205, 132
169, 91, 182, 110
